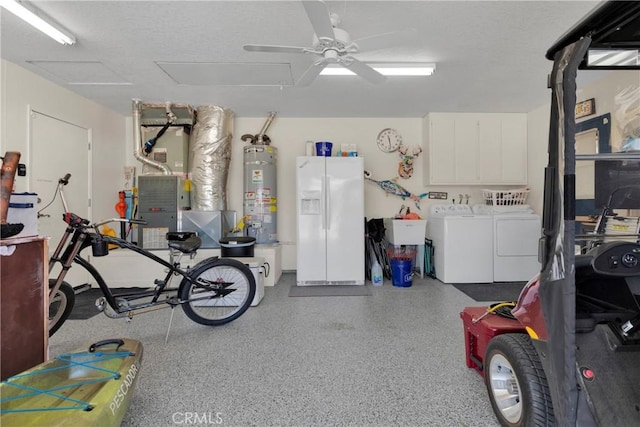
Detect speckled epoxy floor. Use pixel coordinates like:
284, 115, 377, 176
49, 273, 501, 427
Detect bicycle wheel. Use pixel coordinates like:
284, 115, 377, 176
180, 258, 256, 326
49, 279, 75, 336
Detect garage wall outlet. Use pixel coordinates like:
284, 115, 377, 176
428, 192, 448, 199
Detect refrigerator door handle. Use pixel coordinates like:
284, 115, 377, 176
321, 176, 327, 230
326, 176, 331, 230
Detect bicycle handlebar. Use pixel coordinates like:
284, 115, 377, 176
63, 212, 90, 227
58, 173, 71, 186
56, 173, 147, 230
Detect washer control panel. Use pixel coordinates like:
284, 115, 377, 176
430, 204, 473, 217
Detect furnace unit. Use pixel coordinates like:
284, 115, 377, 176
137, 175, 190, 249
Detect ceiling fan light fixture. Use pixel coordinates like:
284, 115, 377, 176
0, 0, 76, 45
320, 63, 436, 77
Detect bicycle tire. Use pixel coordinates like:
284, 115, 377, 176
49, 279, 75, 336
179, 258, 256, 326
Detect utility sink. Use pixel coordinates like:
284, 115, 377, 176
384, 219, 427, 245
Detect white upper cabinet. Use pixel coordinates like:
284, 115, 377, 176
423, 113, 528, 185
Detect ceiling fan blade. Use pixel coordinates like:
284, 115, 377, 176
342, 57, 387, 84
351, 28, 418, 53
302, 0, 335, 40
297, 60, 328, 86
243, 44, 307, 54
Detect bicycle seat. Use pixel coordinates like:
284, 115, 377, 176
166, 231, 196, 241
167, 235, 201, 254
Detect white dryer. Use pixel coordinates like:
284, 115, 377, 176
426, 204, 494, 284
493, 212, 541, 282
473, 205, 541, 282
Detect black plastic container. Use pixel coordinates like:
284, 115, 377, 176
219, 236, 255, 257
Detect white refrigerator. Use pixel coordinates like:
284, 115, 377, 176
296, 156, 364, 286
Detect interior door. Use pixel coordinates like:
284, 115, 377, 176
29, 109, 91, 284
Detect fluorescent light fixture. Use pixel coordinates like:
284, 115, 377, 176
320, 63, 436, 76
0, 0, 75, 45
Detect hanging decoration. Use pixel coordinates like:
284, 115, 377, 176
364, 170, 428, 210
397, 144, 422, 179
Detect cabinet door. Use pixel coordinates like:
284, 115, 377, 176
478, 116, 503, 182
427, 115, 456, 184
454, 117, 480, 183
424, 113, 528, 185
500, 115, 528, 184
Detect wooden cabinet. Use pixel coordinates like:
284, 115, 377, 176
1, 236, 48, 380
423, 113, 528, 185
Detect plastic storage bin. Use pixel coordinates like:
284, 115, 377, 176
228, 256, 265, 306
6, 193, 38, 238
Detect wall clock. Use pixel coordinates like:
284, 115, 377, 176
376, 128, 402, 153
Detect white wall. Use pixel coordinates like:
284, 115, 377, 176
1, 60, 126, 222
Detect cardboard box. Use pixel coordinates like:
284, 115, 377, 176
6, 193, 38, 238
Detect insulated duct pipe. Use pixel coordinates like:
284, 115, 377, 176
131, 99, 171, 175
189, 105, 234, 211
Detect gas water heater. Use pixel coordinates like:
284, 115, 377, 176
243, 145, 277, 244
242, 112, 277, 244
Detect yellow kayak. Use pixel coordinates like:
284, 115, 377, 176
1, 338, 143, 427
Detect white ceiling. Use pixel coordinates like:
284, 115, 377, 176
1, 0, 601, 118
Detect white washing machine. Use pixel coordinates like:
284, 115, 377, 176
426, 204, 494, 284
473, 205, 541, 282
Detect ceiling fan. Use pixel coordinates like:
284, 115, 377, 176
243, 0, 410, 86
